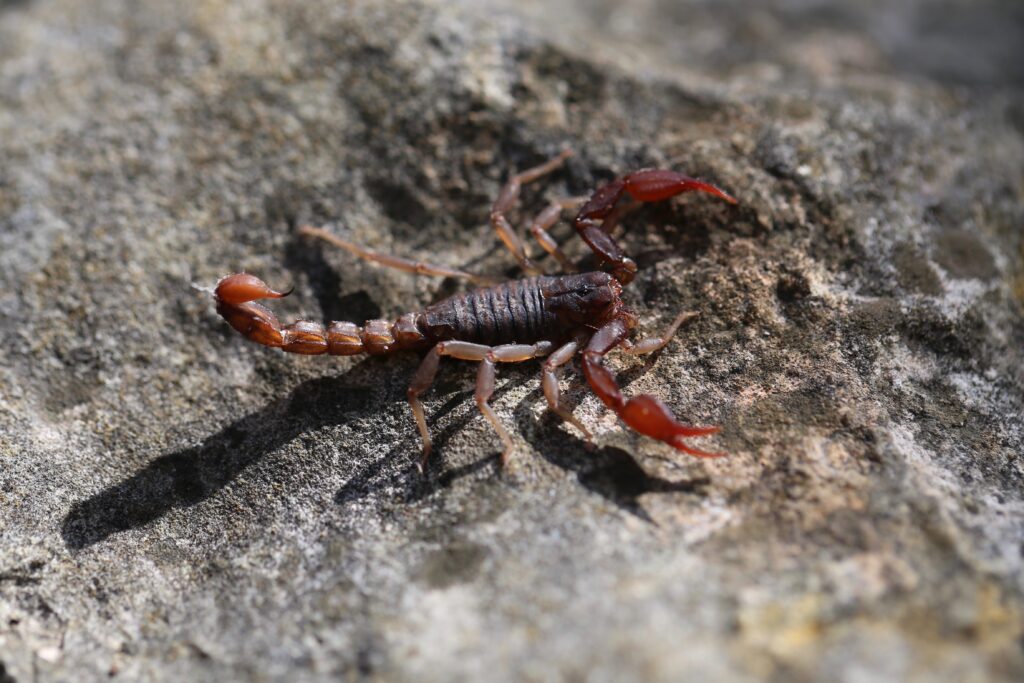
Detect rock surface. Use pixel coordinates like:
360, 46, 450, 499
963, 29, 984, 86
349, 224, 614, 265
1, 0, 1023, 680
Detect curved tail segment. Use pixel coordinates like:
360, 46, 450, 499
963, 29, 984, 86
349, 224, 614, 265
581, 315, 724, 458
214, 274, 293, 349
213, 273, 425, 356
574, 169, 737, 285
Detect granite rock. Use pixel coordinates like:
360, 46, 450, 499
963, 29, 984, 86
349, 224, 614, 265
1, 0, 1022, 680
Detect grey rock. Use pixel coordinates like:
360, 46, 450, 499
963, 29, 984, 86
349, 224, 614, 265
1, 0, 1022, 681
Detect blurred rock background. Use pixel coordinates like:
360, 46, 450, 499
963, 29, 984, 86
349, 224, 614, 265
1, 0, 1022, 680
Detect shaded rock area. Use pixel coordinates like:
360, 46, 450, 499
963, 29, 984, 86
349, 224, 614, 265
1, 0, 1023, 680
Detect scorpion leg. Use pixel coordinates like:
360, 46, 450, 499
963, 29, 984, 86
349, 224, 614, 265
527, 196, 587, 273
541, 331, 592, 440
408, 340, 552, 470
409, 341, 487, 470
574, 169, 737, 284
491, 149, 573, 274
298, 225, 496, 286
581, 315, 722, 458
619, 311, 698, 356
476, 342, 554, 465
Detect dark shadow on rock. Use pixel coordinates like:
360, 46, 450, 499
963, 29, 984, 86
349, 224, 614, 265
333, 383, 516, 506
62, 360, 511, 550
523, 403, 710, 523
282, 227, 384, 324
61, 367, 385, 550
63, 342, 707, 548
334, 438, 502, 508
577, 445, 709, 523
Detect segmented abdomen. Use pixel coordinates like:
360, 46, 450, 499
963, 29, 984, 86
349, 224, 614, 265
418, 276, 560, 346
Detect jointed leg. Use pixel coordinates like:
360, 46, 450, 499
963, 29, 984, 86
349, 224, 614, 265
619, 311, 698, 356
476, 342, 553, 464
491, 149, 573, 274
527, 196, 587, 273
299, 225, 496, 286
408, 340, 553, 469
541, 331, 592, 440
409, 341, 489, 470
581, 315, 722, 457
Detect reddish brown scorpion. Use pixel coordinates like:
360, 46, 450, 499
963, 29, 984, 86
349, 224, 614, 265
212, 151, 737, 469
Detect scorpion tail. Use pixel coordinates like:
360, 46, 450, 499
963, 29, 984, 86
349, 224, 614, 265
581, 315, 724, 458
213, 273, 294, 349
212, 273, 422, 356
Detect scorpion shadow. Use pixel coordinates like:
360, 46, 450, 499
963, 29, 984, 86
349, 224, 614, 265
62, 351, 706, 549
58, 361, 534, 549
59, 367, 391, 549
59, 356, 525, 550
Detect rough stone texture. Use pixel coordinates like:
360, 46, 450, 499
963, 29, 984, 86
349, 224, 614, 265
1, 0, 1023, 680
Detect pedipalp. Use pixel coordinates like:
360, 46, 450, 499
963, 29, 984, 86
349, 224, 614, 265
574, 169, 737, 284
581, 315, 722, 458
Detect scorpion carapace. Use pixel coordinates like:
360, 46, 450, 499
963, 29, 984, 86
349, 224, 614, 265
212, 151, 737, 467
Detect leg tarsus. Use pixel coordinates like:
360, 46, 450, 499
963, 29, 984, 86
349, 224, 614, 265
407, 341, 490, 471
408, 340, 553, 470
620, 311, 698, 356
408, 346, 443, 471
479, 342, 553, 465
475, 357, 515, 465
527, 196, 587, 273
491, 212, 539, 275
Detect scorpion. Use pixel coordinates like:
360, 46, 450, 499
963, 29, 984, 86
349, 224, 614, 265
212, 150, 737, 469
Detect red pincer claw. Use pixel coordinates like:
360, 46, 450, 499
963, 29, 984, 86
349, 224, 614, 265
619, 395, 725, 458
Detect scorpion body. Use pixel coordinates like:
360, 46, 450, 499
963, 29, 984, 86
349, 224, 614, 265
212, 151, 736, 467
217, 272, 622, 354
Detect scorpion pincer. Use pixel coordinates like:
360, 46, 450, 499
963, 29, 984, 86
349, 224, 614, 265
212, 150, 737, 469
